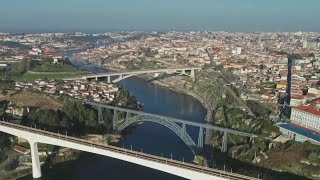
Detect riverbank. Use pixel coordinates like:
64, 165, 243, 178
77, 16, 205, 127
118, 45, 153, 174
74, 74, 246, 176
71, 58, 209, 112
151, 80, 209, 110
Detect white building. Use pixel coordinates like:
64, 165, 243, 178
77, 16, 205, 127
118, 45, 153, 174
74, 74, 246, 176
290, 96, 306, 107
303, 41, 308, 48
236, 47, 242, 55
29, 48, 42, 56
290, 105, 320, 133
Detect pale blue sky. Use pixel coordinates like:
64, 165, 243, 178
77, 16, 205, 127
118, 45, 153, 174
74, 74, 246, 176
0, 0, 319, 32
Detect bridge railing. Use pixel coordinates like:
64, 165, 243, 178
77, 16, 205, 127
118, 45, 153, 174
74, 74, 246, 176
0, 120, 259, 180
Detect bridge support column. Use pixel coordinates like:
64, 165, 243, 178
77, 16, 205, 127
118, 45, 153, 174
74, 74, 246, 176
107, 76, 111, 83
113, 110, 118, 130
29, 141, 42, 179
154, 73, 160, 78
181, 70, 186, 75
204, 110, 213, 146
198, 127, 204, 148
221, 131, 228, 153
126, 112, 131, 121
98, 107, 103, 124
95, 77, 98, 81
190, 69, 195, 77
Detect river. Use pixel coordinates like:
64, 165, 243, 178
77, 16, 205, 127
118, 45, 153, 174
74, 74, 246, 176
20, 58, 207, 180
19, 55, 309, 180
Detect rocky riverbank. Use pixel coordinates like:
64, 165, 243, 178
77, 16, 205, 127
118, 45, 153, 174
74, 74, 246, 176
151, 79, 210, 111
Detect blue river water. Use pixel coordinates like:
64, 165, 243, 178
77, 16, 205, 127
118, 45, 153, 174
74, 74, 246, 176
20, 60, 207, 180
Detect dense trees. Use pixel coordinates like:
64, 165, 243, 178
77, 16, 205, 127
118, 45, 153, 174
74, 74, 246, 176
0, 80, 14, 90
246, 100, 272, 117
0, 133, 10, 150
0, 133, 10, 163
114, 89, 139, 109
22, 100, 109, 135
8, 59, 30, 76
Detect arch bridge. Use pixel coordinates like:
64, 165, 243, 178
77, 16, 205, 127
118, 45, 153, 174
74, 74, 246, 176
84, 101, 257, 154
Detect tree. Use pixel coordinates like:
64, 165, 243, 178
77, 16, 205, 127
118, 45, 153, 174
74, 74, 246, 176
246, 100, 272, 117
0, 80, 15, 90
1, 90, 8, 96
86, 110, 98, 127
0, 133, 10, 150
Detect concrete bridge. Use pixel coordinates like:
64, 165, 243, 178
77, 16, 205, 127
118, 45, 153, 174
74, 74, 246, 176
84, 101, 257, 154
65, 67, 202, 83
0, 121, 258, 180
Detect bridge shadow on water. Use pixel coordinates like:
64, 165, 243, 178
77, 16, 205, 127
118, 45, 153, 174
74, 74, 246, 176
203, 145, 311, 180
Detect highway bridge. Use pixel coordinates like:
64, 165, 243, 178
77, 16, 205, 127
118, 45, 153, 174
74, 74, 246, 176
64, 67, 202, 82
0, 121, 259, 180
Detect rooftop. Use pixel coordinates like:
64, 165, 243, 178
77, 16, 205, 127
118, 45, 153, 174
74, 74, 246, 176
293, 105, 320, 116
278, 123, 320, 142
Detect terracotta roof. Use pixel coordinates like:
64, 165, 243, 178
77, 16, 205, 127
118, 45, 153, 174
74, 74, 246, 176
304, 93, 316, 98
294, 105, 320, 116
291, 95, 304, 100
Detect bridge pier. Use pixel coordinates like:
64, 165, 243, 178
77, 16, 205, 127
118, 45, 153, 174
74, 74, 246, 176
204, 109, 213, 146
98, 107, 104, 124
197, 127, 204, 148
113, 110, 118, 130
107, 76, 111, 83
126, 112, 131, 120
190, 69, 195, 77
29, 141, 42, 179
113, 74, 124, 83
221, 132, 228, 153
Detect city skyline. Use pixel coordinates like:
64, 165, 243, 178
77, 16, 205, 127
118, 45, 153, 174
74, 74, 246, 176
0, 0, 320, 33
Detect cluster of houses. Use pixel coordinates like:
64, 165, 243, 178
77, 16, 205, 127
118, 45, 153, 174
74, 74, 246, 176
14, 79, 119, 103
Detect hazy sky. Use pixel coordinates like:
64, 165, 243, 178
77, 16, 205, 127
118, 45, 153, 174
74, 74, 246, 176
0, 0, 319, 32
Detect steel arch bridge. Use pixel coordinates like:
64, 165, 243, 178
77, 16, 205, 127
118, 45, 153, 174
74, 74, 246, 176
116, 114, 198, 154
84, 101, 257, 155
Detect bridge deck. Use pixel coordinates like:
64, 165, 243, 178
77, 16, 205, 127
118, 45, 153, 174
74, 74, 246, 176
84, 101, 257, 138
84, 67, 201, 78
0, 121, 258, 180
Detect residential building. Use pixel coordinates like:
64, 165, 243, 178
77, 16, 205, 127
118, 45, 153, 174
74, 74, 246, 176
290, 105, 320, 133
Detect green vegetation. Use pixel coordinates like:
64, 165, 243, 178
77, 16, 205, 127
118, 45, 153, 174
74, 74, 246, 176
1, 59, 86, 82
22, 100, 107, 134
114, 88, 140, 109
7, 60, 30, 77
216, 105, 278, 135
0, 133, 11, 163
0, 51, 14, 58
0, 79, 15, 90
22, 88, 139, 135
10, 72, 85, 82
246, 100, 272, 117
266, 141, 320, 178
30, 59, 80, 72
120, 59, 166, 70
142, 47, 157, 57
